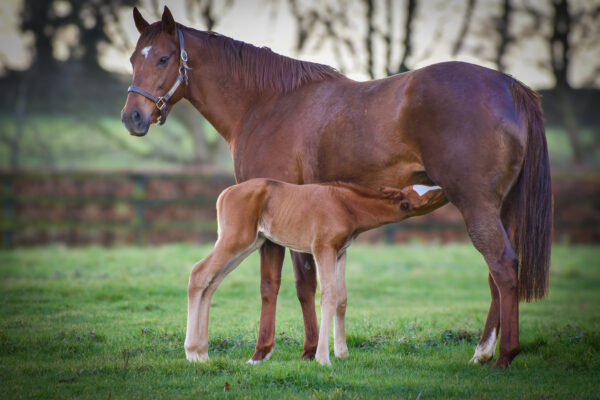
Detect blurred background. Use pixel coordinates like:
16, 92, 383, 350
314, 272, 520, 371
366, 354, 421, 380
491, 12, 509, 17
0, 0, 598, 247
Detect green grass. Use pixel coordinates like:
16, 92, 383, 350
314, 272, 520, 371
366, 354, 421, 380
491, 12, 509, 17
1, 243, 599, 399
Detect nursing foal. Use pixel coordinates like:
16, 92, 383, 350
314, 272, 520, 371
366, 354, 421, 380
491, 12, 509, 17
185, 179, 444, 365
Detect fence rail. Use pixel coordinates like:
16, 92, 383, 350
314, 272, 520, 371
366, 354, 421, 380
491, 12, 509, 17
1, 170, 598, 247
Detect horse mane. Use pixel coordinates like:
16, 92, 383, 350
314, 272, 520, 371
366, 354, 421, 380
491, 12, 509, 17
138, 22, 345, 94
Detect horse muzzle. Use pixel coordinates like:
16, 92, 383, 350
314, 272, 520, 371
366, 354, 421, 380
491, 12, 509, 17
121, 108, 150, 137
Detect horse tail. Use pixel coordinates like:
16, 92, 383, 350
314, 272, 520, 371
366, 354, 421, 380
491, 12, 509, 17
505, 80, 553, 302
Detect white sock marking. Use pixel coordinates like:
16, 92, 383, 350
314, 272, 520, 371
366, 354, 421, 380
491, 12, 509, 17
470, 328, 497, 364
412, 185, 442, 196
247, 349, 272, 365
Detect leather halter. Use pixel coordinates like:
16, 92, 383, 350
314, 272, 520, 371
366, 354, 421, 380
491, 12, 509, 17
127, 28, 191, 125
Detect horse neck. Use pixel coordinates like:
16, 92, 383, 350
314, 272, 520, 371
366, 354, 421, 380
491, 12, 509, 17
182, 30, 276, 145
338, 189, 402, 232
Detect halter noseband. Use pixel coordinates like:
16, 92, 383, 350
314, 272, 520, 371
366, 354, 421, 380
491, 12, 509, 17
127, 28, 191, 125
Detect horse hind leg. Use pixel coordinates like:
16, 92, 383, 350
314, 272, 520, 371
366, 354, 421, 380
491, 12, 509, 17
185, 236, 265, 362
462, 207, 520, 368
470, 273, 500, 365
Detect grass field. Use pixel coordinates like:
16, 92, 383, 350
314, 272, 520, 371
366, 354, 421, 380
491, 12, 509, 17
1, 243, 599, 399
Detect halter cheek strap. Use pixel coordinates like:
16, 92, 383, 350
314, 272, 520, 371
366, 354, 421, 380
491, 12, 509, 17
127, 28, 191, 125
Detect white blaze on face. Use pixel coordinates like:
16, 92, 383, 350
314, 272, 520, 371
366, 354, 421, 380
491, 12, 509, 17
412, 185, 442, 196
141, 46, 152, 59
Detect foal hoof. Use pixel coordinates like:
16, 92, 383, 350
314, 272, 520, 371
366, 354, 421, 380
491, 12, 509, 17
334, 348, 349, 359
315, 357, 331, 366
186, 351, 209, 363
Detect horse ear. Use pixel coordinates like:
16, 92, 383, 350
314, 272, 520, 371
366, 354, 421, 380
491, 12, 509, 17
161, 6, 176, 35
133, 7, 149, 34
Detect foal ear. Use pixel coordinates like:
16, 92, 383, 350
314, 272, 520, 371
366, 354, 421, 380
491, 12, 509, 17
133, 7, 149, 34
380, 186, 405, 201
161, 6, 176, 35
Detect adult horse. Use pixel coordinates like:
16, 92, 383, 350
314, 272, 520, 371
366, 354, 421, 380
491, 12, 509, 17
121, 7, 552, 368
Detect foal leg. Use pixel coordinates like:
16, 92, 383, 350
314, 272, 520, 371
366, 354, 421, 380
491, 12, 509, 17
470, 273, 500, 364
185, 237, 264, 362
334, 251, 349, 359
462, 208, 520, 368
249, 241, 285, 363
291, 251, 319, 360
313, 247, 337, 366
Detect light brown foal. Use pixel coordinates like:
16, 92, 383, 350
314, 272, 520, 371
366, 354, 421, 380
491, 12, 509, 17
184, 179, 444, 365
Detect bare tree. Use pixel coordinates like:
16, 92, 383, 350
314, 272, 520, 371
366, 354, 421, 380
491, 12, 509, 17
516, 0, 600, 163
287, 0, 419, 79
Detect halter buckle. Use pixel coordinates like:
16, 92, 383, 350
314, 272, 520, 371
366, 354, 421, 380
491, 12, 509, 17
156, 98, 167, 111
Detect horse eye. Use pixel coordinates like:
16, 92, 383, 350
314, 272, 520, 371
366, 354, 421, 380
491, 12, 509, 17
158, 56, 170, 66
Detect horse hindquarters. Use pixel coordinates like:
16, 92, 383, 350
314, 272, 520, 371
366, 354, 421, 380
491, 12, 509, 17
415, 76, 551, 367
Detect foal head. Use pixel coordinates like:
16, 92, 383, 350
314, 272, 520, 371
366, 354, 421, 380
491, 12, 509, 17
121, 7, 185, 136
381, 185, 446, 217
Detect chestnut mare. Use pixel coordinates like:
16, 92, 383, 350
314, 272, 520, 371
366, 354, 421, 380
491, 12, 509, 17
121, 7, 552, 368
184, 179, 445, 365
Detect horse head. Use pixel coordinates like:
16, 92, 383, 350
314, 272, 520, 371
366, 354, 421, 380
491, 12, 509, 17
121, 6, 187, 136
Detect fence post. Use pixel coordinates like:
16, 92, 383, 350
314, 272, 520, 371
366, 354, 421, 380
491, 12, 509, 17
131, 174, 147, 245
2, 175, 14, 247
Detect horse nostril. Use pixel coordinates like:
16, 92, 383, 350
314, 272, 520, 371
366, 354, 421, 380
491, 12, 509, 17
132, 109, 141, 122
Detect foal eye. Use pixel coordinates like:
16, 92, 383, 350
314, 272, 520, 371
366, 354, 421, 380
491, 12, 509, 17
158, 56, 170, 66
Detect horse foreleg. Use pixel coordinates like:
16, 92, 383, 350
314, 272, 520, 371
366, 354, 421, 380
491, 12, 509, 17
470, 273, 500, 364
292, 251, 319, 360
334, 251, 349, 359
249, 241, 284, 364
313, 247, 337, 365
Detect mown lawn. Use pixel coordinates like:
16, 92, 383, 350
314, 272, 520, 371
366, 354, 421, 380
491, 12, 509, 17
1, 243, 599, 399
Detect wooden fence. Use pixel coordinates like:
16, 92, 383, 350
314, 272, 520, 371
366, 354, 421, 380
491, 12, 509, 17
1, 170, 598, 247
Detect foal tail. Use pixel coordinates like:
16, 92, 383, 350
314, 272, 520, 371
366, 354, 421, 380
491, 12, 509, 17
506, 81, 553, 302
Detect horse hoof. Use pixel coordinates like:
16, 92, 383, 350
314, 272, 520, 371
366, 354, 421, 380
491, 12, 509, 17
300, 349, 316, 360
469, 354, 493, 365
247, 350, 272, 365
492, 356, 512, 369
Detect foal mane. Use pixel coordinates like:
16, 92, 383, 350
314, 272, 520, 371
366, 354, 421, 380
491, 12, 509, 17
138, 22, 345, 94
